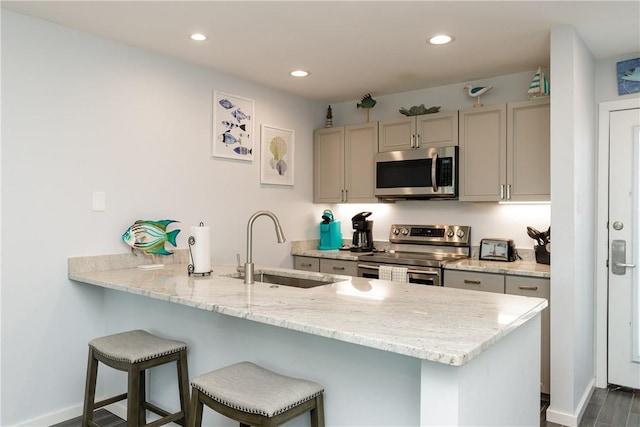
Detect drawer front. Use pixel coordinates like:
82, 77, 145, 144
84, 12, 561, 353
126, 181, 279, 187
505, 276, 550, 299
294, 256, 320, 272
444, 270, 505, 293
320, 259, 358, 276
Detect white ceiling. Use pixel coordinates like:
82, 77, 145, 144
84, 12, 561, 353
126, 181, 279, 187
3, 1, 639, 102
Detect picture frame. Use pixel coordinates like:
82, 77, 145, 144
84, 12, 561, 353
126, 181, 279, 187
212, 90, 255, 161
260, 125, 295, 186
616, 57, 640, 96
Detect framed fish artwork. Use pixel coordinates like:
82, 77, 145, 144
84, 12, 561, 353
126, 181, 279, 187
617, 58, 640, 96
260, 124, 295, 186
212, 90, 255, 161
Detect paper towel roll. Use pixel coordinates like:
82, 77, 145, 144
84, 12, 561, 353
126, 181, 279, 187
190, 225, 211, 273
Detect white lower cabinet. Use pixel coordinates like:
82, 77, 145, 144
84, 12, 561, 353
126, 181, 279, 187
505, 276, 550, 395
293, 256, 358, 277
444, 269, 550, 395
444, 270, 505, 293
294, 256, 320, 272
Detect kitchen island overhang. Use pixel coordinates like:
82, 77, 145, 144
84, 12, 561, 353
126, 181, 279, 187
69, 254, 546, 426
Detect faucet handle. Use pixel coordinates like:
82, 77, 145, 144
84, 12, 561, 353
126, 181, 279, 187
236, 253, 243, 273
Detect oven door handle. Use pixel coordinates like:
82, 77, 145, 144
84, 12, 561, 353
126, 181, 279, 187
357, 264, 440, 276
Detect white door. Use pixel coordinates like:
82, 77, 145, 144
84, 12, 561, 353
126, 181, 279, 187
609, 107, 640, 388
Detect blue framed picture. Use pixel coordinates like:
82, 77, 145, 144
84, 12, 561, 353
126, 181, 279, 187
617, 58, 640, 95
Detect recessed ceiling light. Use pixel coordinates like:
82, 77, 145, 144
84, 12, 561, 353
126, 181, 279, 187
429, 34, 453, 45
190, 33, 207, 41
290, 70, 309, 77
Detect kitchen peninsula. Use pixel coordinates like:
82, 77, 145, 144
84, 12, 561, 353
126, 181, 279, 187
69, 252, 547, 426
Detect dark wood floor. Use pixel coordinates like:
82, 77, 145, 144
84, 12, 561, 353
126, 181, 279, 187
50, 409, 125, 427
52, 387, 640, 427
543, 386, 640, 427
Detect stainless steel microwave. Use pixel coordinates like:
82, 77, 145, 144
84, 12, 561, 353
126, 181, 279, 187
374, 146, 458, 200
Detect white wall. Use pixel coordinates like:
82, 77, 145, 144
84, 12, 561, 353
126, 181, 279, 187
546, 26, 597, 426
1, 10, 324, 425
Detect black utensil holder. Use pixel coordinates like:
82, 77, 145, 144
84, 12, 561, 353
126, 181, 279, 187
535, 245, 550, 265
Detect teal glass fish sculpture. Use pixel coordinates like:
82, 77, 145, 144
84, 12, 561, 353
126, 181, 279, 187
122, 219, 180, 255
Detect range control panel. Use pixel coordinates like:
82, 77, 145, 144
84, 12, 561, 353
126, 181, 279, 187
389, 224, 471, 246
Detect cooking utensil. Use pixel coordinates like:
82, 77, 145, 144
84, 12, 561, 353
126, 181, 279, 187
527, 226, 545, 246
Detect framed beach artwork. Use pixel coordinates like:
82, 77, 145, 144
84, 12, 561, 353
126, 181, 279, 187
260, 125, 294, 186
212, 90, 254, 161
617, 58, 640, 95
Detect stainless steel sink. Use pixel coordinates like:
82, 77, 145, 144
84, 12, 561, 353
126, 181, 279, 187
227, 272, 336, 288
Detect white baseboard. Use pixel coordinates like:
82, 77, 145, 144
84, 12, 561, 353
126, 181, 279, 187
546, 377, 596, 427
15, 404, 83, 427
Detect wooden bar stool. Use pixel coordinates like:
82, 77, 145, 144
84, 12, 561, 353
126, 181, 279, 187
82, 329, 190, 427
189, 361, 324, 427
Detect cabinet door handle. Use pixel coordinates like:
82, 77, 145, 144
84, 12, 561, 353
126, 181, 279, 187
500, 184, 505, 200
300, 263, 313, 267
416, 134, 421, 149
332, 266, 345, 271
506, 184, 512, 200
464, 279, 481, 284
518, 285, 538, 291
410, 134, 415, 149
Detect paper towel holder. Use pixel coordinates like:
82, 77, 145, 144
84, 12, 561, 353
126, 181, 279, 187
188, 222, 213, 276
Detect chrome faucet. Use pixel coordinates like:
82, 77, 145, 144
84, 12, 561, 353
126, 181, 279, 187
244, 210, 286, 284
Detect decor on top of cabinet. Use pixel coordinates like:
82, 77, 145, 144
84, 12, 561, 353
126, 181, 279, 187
356, 93, 377, 122
464, 84, 493, 108
398, 104, 441, 116
325, 105, 333, 128
527, 67, 550, 99
260, 124, 294, 186
617, 57, 640, 95
122, 219, 181, 268
212, 90, 254, 161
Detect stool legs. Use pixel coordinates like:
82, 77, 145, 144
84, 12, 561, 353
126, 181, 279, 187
82, 347, 190, 427
82, 348, 99, 427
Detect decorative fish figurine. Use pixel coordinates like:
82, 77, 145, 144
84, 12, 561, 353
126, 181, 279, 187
622, 67, 640, 82
221, 120, 247, 131
122, 219, 180, 255
233, 146, 252, 155
218, 99, 235, 109
231, 108, 251, 123
357, 93, 377, 109
218, 131, 241, 145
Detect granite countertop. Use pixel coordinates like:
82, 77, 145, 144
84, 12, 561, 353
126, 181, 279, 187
69, 253, 546, 367
445, 258, 550, 278
291, 240, 550, 278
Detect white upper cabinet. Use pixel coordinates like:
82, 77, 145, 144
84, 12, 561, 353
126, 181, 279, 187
459, 98, 549, 202
378, 111, 458, 152
314, 122, 378, 203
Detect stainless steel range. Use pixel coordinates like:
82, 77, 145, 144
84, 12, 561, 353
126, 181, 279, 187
357, 224, 471, 286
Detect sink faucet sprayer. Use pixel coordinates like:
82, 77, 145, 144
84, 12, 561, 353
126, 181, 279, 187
244, 210, 286, 284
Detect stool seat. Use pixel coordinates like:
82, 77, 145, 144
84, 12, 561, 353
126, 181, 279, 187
82, 330, 190, 427
191, 362, 323, 418
90, 329, 187, 363
189, 362, 324, 427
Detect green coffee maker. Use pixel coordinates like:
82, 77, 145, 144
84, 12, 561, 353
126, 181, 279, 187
318, 209, 342, 250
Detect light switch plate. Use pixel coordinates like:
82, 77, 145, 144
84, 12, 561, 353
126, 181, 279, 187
92, 191, 106, 211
